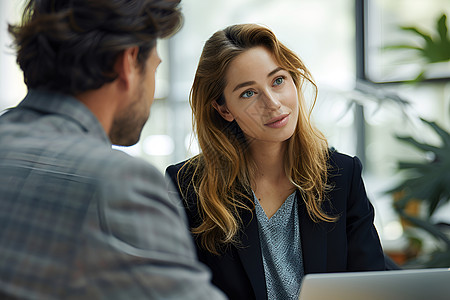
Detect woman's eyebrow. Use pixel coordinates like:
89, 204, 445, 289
267, 67, 283, 77
232, 67, 285, 92
232, 80, 256, 92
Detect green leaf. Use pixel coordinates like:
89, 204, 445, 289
392, 119, 450, 215
425, 250, 450, 268
396, 135, 441, 152
383, 13, 450, 81
421, 118, 450, 147
397, 161, 430, 170
395, 209, 450, 246
383, 45, 423, 51
428, 195, 441, 216
437, 14, 448, 43
411, 70, 427, 83
400, 26, 433, 44
402, 249, 450, 268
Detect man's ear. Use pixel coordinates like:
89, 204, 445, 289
212, 100, 235, 122
114, 46, 140, 90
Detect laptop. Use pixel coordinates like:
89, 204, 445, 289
298, 268, 450, 300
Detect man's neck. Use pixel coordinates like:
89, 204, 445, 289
76, 83, 120, 136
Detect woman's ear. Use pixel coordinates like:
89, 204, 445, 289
212, 100, 235, 122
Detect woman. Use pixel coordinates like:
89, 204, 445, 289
166, 24, 386, 300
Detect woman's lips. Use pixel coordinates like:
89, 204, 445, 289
264, 113, 290, 128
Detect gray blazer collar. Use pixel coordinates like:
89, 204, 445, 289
18, 89, 110, 144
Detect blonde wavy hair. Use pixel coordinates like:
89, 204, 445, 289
180, 24, 336, 254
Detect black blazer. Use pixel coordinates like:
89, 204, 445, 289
166, 151, 386, 300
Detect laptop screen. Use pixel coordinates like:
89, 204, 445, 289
298, 268, 450, 300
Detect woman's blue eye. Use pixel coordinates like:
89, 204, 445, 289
241, 90, 255, 98
274, 77, 284, 86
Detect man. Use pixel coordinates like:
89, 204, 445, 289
0, 0, 225, 299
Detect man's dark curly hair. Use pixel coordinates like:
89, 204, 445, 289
8, 0, 182, 95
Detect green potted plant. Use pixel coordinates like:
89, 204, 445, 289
388, 118, 450, 267
385, 13, 450, 82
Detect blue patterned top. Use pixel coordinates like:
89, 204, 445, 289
253, 191, 304, 300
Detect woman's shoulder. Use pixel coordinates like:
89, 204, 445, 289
327, 148, 363, 176
166, 159, 188, 178
166, 157, 203, 227
165, 156, 203, 195
328, 148, 352, 165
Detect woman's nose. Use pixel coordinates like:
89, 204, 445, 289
261, 90, 281, 110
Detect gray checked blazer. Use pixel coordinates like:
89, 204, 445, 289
0, 90, 225, 300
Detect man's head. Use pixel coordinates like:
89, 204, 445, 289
9, 0, 182, 95
9, 0, 182, 146
108, 45, 162, 146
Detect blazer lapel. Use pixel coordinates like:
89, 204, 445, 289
237, 204, 268, 300
297, 190, 328, 274
235, 189, 328, 297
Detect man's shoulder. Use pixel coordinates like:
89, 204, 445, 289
4, 131, 162, 186
73, 146, 169, 206
83, 145, 162, 180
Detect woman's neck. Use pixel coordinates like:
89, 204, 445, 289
248, 140, 295, 218
249, 140, 288, 184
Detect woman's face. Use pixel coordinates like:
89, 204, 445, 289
218, 46, 299, 146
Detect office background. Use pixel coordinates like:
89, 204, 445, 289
1, 0, 449, 267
